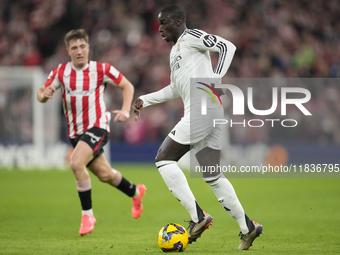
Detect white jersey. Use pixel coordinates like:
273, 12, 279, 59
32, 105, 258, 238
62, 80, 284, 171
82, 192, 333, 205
140, 28, 236, 116
45, 61, 122, 138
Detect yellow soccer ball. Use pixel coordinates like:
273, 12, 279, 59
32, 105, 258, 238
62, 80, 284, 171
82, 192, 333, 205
157, 223, 189, 252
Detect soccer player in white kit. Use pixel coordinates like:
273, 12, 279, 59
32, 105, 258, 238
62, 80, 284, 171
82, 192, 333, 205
133, 5, 262, 250
37, 29, 146, 236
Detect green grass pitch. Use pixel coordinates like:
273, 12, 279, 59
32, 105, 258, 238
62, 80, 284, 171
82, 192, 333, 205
1, 164, 339, 254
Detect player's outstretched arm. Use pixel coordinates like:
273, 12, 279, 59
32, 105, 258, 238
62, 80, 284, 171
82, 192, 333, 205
37, 85, 56, 103
112, 76, 135, 122
133, 98, 144, 121
133, 84, 180, 121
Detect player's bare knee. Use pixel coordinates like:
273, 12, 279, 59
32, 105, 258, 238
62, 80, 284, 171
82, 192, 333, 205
69, 156, 83, 173
155, 150, 166, 162
155, 146, 179, 162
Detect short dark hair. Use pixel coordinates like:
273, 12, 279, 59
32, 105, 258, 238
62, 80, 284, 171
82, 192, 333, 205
160, 5, 186, 21
64, 29, 89, 48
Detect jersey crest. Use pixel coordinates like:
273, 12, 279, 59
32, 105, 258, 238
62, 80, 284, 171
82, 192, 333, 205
176, 43, 181, 52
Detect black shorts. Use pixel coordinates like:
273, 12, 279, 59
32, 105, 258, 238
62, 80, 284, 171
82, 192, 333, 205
70, 127, 109, 166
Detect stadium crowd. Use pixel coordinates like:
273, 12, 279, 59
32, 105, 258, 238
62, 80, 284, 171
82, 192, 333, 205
1, 0, 340, 145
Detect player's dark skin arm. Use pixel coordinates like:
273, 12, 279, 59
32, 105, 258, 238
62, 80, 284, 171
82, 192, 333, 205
133, 98, 144, 121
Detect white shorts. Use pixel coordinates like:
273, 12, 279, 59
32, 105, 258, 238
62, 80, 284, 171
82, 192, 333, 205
168, 107, 223, 153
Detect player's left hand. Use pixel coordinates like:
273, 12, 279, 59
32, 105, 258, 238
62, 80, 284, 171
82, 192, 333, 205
112, 110, 130, 122
133, 98, 144, 121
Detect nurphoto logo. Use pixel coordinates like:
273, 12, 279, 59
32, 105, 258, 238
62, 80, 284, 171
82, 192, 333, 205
198, 81, 312, 128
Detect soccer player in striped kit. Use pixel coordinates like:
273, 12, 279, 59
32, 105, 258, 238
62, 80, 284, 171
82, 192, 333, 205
37, 29, 146, 235
133, 5, 262, 250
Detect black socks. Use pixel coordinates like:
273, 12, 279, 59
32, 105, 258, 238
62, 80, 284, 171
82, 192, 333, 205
245, 214, 255, 234
78, 189, 92, 210
116, 177, 136, 197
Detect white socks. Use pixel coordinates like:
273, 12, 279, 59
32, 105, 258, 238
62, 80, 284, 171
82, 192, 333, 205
204, 174, 249, 234
156, 160, 200, 222
133, 186, 140, 198
155, 160, 250, 233
82, 209, 93, 216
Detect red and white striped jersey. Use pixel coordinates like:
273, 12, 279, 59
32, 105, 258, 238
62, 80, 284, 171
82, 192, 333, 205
45, 61, 123, 138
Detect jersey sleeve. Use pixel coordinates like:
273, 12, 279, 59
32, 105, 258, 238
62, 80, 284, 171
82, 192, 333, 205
44, 65, 62, 89
186, 29, 236, 77
103, 63, 123, 86
139, 83, 180, 108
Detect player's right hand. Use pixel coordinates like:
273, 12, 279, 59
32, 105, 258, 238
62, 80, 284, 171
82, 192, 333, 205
133, 98, 144, 121
43, 86, 56, 99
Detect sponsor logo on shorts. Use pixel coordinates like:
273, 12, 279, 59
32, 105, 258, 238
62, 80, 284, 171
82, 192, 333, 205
85, 131, 101, 144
